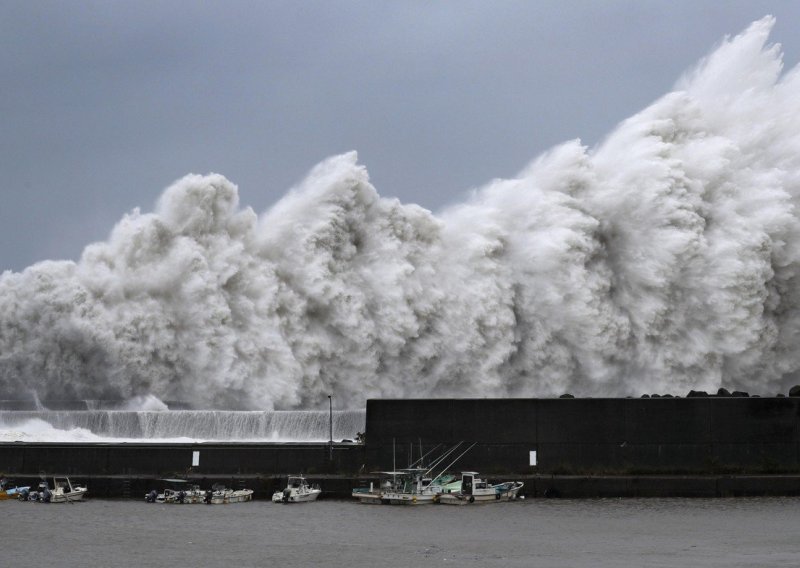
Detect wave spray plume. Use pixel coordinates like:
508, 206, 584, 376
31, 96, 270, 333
2, 17, 799, 409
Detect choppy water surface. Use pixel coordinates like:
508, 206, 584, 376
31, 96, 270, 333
4, 497, 799, 567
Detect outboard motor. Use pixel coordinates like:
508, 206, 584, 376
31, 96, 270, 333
41, 488, 51, 503
177, 490, 185, 504
282, 488, 291, 503
145, 490, 157, 503
205, 489, 213, 504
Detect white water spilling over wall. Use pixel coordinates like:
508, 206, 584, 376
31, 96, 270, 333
2, 18, 800, 409
0, 410, 365, 442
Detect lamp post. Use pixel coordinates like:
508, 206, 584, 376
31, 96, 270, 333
328, 395, 333, 462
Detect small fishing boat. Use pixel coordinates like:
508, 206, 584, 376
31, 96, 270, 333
207, 484, 254, 504
381, 469, 451, 505
352, 473, 400, 504
145, 479, 204, 504
50, 477, 88, 503
0, 478, 29, 500
20, 477, 87, 502
438, 471, 523, 505
272, 475, 321, 503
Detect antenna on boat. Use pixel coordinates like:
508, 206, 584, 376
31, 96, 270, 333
421, 442, 464, 478
407, 443, 443, 470
429, 442, 476, 481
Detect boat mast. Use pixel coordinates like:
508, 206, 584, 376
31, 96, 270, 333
429, 442, 477, 482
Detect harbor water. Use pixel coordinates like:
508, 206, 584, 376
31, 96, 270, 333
3, 497, 799, 567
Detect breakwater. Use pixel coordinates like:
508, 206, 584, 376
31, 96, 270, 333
2, 397, 800, 497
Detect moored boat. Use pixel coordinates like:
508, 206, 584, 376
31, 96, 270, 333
19, 477, 87, 502
146, 479, 204, 504
272, 475, 321, 503
0, 478, 29, 500
50, 477, 88, 503
381, 469, 450, 505
208, 484, 254, 504
352, 471, 403, 505
353, 442, 469, 505
438, 471, 523, 505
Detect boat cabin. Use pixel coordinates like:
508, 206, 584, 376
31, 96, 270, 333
53, 477, 74, 494
459, 472, 488, 495
287, 476, 308, 489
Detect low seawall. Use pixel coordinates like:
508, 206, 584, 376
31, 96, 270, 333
0, 441, 367, 499
0, 442, 364, 476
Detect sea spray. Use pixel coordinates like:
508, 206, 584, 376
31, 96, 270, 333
0, 410, 366, 442
2, 17, 800, 409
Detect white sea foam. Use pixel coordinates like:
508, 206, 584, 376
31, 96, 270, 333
1, 17, 799, 409
0, 410, 365, 442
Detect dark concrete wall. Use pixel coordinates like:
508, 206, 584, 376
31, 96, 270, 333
0, 442, 364, 476
3, 398, 799, 488
364, 398, 800, 474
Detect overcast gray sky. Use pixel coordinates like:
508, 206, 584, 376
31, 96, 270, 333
2, 1, 799, 272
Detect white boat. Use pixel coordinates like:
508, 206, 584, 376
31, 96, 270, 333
352, 471, 438, 505
438, 471, 524, 505
23, 477, 88, 503
352, 473, 399, 504
147, 479, 205, 504
381, 469, 455, 505
272, 475, 321, 503
50, 477, 88, 503
146, 480, 253, 504
208, 484, 254, 504
156, 486, 204, 504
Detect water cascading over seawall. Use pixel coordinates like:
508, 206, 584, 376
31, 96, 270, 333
0, 410, 365, 442
2, 18, 800, 413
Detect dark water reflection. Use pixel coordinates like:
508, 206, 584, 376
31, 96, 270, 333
4, 497, 799, 567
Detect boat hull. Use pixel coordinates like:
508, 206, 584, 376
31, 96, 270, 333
210, 489, 254, 504
50, 489, 88, 503
272, 489, 321, 503
382, 492, 438, 505
438, 483, 523, 505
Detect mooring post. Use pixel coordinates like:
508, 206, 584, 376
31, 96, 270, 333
328, 395, 333, 462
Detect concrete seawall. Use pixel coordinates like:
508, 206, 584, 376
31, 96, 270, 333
0, 442, 363, 476
365, 397, 800, 474
2, 397, 800, 497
